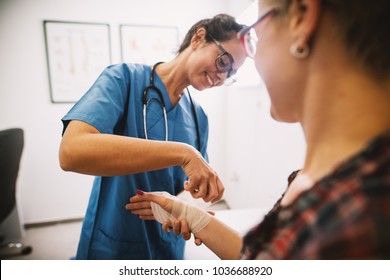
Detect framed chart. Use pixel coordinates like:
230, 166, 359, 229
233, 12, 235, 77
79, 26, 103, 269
43, 20, 111, 103
120, 24, 179, 65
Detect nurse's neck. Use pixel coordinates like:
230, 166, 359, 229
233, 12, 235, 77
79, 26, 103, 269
155, 60, 189, 107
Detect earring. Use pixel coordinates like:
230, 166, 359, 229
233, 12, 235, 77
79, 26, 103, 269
290, 42, 310, 59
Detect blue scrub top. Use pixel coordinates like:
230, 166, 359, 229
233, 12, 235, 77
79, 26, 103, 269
62, 63, 209, 259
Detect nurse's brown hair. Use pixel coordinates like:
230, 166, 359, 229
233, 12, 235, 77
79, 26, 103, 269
177, 14, 245, 54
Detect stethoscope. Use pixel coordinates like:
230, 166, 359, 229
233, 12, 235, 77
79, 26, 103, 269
143, 62, 201, 151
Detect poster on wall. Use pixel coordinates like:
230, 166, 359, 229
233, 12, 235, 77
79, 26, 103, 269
43, 20, 111, 103
120, 24, 179, 65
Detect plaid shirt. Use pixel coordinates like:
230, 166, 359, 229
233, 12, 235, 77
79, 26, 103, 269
241, 131, 390, 259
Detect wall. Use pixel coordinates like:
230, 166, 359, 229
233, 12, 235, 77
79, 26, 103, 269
223, 84, 306, 210
222, 1, 306, 210
0, 0, 253, 224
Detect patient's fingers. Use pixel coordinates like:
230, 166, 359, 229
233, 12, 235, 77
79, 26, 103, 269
194, 237, 203, 246
173, 221, 181, 236
125, 200, 151, 211
169, 220, 191, 241
207, 211, 215, 216
132, 190, 174, 213
162, 221, 172, 233
180, 220, 191, 241
192, 212, 211, 245
138, 214, 155, 220
130, 208, 153, 216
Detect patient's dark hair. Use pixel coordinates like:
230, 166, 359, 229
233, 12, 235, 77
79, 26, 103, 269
270, 0, 390, 80
177, 14, 245, 54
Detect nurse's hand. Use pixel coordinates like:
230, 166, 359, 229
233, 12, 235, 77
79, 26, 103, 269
182, 149, 225, 203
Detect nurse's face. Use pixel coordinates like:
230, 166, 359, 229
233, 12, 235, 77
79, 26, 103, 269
189, 31, 247, 90
253, 0, 305, 123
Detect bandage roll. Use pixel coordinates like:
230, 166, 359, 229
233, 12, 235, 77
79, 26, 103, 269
150, 192, 212, 233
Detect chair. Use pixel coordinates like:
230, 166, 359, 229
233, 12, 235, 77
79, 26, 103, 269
0, 128, 32, 258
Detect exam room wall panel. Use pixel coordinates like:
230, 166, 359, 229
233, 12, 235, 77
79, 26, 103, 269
221, 3, 306, 210
0, 0, 253, 224
223, 83, 306, 210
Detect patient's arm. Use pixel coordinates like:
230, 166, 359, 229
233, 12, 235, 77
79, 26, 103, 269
126, 191, 243, 260
192, 214, 243, 259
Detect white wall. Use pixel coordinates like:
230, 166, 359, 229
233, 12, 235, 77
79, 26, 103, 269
221, 1, 306, 210
0, 0, 306, 224
223, 83, 306, 210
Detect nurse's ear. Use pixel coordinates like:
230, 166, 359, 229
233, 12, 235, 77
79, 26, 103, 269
190, 27, 207, 50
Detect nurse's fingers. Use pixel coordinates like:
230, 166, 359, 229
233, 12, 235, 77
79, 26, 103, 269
185, 182, 209, 203
185, 173, 224, 203
210, 176, 225, 204
203, 175, 225, 203
201, 176, 219, 203
185, 179, 208, 200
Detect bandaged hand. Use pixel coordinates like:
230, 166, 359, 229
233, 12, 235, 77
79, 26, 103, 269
128, 190, 212, 234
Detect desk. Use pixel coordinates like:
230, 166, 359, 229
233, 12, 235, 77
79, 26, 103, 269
184, 207, 269, 260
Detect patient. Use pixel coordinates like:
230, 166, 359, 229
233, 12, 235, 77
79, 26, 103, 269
126, 0, 390, 259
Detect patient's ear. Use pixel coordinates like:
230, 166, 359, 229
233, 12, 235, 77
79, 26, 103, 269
288, 0, 321, 46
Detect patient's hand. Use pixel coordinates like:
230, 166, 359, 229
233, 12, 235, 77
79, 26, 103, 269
126, 190, 212, 245
163, 219, 192, 241
162, 212, 215, 246
126, 189, 174, 219
126, 192, 155, 220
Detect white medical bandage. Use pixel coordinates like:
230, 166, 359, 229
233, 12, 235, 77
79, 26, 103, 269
150, 192, 212, 233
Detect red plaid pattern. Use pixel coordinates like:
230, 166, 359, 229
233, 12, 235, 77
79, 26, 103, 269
241, 132, 390, 259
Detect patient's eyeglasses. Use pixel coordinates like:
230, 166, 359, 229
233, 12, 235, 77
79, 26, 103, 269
209, 36, 237, 85
238, 9, 278, 58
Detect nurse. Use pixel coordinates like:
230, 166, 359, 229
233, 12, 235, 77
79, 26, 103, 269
59, 13, 247, 259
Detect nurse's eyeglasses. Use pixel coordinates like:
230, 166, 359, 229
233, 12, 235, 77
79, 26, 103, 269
238, 9, 278, 58
209, 35, 237, 85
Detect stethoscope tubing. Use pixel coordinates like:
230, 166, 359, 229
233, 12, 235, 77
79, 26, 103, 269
143, 62, 168, 141
143, 62, 200, 151
143, 98, 168, 141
